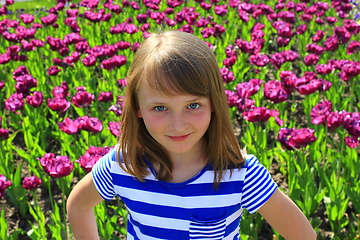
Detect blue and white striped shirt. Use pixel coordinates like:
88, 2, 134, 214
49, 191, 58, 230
91, 147, 277, 239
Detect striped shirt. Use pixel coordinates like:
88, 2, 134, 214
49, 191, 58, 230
91, 147, 277, 239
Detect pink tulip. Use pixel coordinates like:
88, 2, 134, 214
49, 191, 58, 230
278, 127, 317, 150
0, 128, 10, 140
219, 68, 235, 83
0, 175, 12, 199
235, 79, 263, 99
100, 55, 126, 70
22, 176, 42, 190
76, 146, 114, 173
77, 116, 103, 133
47, 97, 70, 112
344, 136, 359, 148
5, 93, 24, 113
98, 91, 113, 103
249, 53, 269, 67
26, 91, 44, 108
72, 88, 94, 108
264, 80, 288, 103
58, 118, 80, 135
311, 100, 332, 125
38, 153, 73, 178
108, 121, 121, 137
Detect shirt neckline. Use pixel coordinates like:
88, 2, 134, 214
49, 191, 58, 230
144, 159, 210, 187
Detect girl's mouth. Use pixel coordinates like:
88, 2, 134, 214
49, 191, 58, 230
168, 133, 191, 141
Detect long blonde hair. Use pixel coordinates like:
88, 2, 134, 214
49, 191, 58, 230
118, 30, 245, 185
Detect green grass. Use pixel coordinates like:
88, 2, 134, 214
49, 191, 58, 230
5, 0, 82, 11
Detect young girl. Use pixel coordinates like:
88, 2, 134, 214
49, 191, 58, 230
67, 30, 316, 240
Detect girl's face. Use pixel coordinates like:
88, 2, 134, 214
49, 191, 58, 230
137, 81, 212, 161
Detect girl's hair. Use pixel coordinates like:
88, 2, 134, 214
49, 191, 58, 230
118, 30, 245, 186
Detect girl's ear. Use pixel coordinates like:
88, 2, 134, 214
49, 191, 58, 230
137, 108, 143, 118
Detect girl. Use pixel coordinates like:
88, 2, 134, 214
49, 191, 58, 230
67, 30, 316, 240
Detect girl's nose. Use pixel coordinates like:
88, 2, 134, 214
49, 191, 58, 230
169, 112, 188, 132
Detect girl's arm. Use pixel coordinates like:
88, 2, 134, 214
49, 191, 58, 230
257, 188, 317, 240
66, 173, 104, 240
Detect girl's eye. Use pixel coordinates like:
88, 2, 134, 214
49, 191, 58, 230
188, 103, 200, 109
154, 106, 167, 111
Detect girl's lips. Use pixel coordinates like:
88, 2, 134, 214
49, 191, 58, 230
168, 133, 191, 141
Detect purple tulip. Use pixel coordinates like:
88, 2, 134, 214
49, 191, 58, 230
19, 14, 35, 24
0, 175, 12, 199
0, 128, 10, 140
249, 53, 269, 67
72, 88, 94, 108
51, 81, 69, 98
108, 96, 125, 116
223, 56, 237, 68
326, 111, 347, 130
219, 68, 235, 83
264, 80, 289, 103
47, 66, 62, 76
278, 127, 317, 150
0, 53, 11, 64
0, 81, 4, 90
214, 5, 228, 16
304, 54, 319, 66
315, 63, 333, 74
82, 54, 97, 67
281, 50, 299, 62
77, 116, 103, 133
344, 136, 359, 148
22, 176, 42, 190
312, 30, 325, 42
100, 55, 127, 70
58, 118, 80, 135
236, 98, 255, 113
242, 107, 279, 123
98, 91, 113, 103
38, 153, 73, 178
76, 146, 114, 173
26, 91, 44, 108
46, 36, 65, 51
5, 93, 24, 113
41, 13, 58, 26
235, 79, 263, 99
343, 113, 360, 137
311, 100, 332, 125
108, 121, 121, 137
47, 97, 70, 113
346, 41, 360, 55
323, 35, 339, 51
270, 52, 285, 69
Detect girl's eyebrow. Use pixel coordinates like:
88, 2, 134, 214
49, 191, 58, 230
148, 97, 205, 105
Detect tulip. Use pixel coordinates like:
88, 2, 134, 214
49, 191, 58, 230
278, 127, 317, 150
311, 100, 332, 125
77, 116, 103, 133
312, 30, 325, 42
242, 107, 279, 123
236, 98, 255, 113
281, 50, 299, 62
26, 91, 43, 108
249, 53, 269, 67
224, 90, 238, 107
296, 24, 307, 34
72, 89, 94, 108
346, 41, 360, 55
100, 55, 126, 70
47, 97, 70, 113
344, 136, 359, 148
38, 153, 73, 178
82, 54, 97, 67
223, 56, 237, 68
98, 91, 113, 102
0, 81, 4, 90
58, 118, 80, 135
214, 5, 228, 16
22, 176, 42, 190
264, 80, 289, 103
270, 52, 285, 69
0, 175, 12, 199
5, 93, 24, 113
108, 121, 121, 137
323, 35, 339, 51
326, 111, 347, 130
76, 146, 114, 173
343, 113, 360, 137
108, 96, 125, 116
47, 66, 62, 76
220, 68, 235, 83
304, 54, 319, 66
41, 13, 58, 26
315, 63, 333, 74
235, 79, 263, 99
51, 81, 69, 98
0, 128, 10, 140
19, 14, 35, 24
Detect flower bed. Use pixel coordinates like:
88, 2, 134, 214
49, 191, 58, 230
0, 0, 359, 239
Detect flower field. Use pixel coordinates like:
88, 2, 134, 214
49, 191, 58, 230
0, 0, 359, 239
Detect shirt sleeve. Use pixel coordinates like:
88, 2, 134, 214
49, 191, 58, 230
91, 147, 117, 201
241, 155, 278, 214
